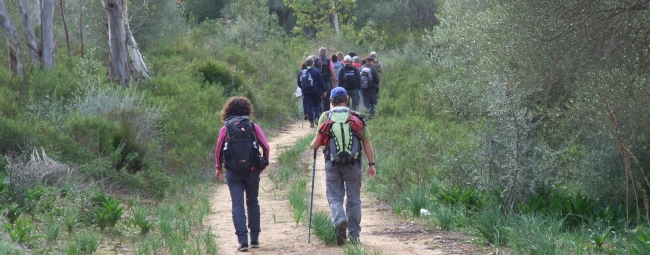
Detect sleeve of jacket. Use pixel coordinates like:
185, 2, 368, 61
355, 68, 362, 89
297, 70, 302, 89
215, 126, 227, 171
316, 70, 326, 92
372, 67, 380, 86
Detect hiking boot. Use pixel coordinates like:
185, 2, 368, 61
304, 114, 308, 120
238, 243, 249, 252
349, 237, 360, 244
336, 221, 348, 246
309, 122, 315, 128
250, 241, 259, 248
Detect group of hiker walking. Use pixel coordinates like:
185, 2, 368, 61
214, 47, 380, 252
298, 48, 382, 128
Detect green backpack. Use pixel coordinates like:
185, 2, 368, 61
325, 108, 364, 164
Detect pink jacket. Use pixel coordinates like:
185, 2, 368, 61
215, 123, 270, 171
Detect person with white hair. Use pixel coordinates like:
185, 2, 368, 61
369, 52, 382, 73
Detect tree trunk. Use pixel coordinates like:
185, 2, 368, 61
103, 0, 129, 87
59, 0, 71, 57
331, 1, 339, 34
102, 0, 148, 88
404, 0, 410, 32
79, 0, 84, 58
0, 0, 26, 77
29, 0, 41, 26
18, 0, 40, 66
125, 22, 149, 80
41, 0, 55, 68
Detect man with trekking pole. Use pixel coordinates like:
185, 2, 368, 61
310, 87, 377, 245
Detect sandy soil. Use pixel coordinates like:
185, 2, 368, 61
206, 122, 489, 255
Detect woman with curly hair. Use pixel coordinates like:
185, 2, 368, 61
215, 96, 270, 252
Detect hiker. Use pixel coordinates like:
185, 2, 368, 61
369, 52, 383, 73
347, 51, 357, 58
300, 60, 309, 121
314, 47, 337, 112
352, 56, 362, 69
298, 56, 327, 128
310, 87, 377, 245
332, 54, 344, 88
215, 96, 270, 252
361, 57, 380, 119
337, 55, 361, 111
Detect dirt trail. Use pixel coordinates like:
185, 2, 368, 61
206, 122, 484, 255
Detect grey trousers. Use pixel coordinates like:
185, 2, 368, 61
346, 89, 360, 111
361, 89, 377, 115
325, 160, 362, 239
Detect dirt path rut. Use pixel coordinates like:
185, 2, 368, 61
206, 122, 484, 255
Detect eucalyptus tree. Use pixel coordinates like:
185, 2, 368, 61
0, 0, 56, 76
101, 0, 149, 88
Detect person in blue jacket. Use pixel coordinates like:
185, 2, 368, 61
298, 56, 326, 128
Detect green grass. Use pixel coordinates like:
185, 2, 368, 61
343, 243, 385, 255
311, 211, 337, 245
288, 178, 309, 225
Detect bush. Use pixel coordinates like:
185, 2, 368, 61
197, 59, 246, 95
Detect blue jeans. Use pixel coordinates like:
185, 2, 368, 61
226, 170, 261, 244
303, 93, 322, 123
325, 161, 362, 239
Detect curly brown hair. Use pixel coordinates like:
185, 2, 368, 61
220, 96, 254, 121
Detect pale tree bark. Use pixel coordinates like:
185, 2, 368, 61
404, 0, 410, 32
18, 0, 40, 65
0, 0, 26, 77
41, 0, 55, 68
59, 0, 71, 57
331, 1, 339, 34
102, 0, 149, 88
125, 22, 149, 80
79, 0, 84, 58
30, 0, 41, 25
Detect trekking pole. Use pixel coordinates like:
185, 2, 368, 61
308, 148, 317, 243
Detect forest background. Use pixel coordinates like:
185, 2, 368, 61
0, 0, 650, 253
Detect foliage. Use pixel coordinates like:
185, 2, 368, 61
133, 206, 154, 236
343, 243, 384, 255
92, 193, 124, 231
436, 187, 493, 212
288, 178, 308, 225
4, 218, 37, 243
311, 211, 337, 245
196, 59, 246, 95
403, 185, 429, 217
75, 231, 100, 254
472, 204, 510, 247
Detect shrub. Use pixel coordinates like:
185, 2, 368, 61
197, 59, 246, 96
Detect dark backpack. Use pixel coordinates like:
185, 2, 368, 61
342, 67, 358, 90
223, 116, 260, 176
359, 66, 373, 89
299, 68, 314, 89
315, 55, 331, 79
324, 108, 365, 164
